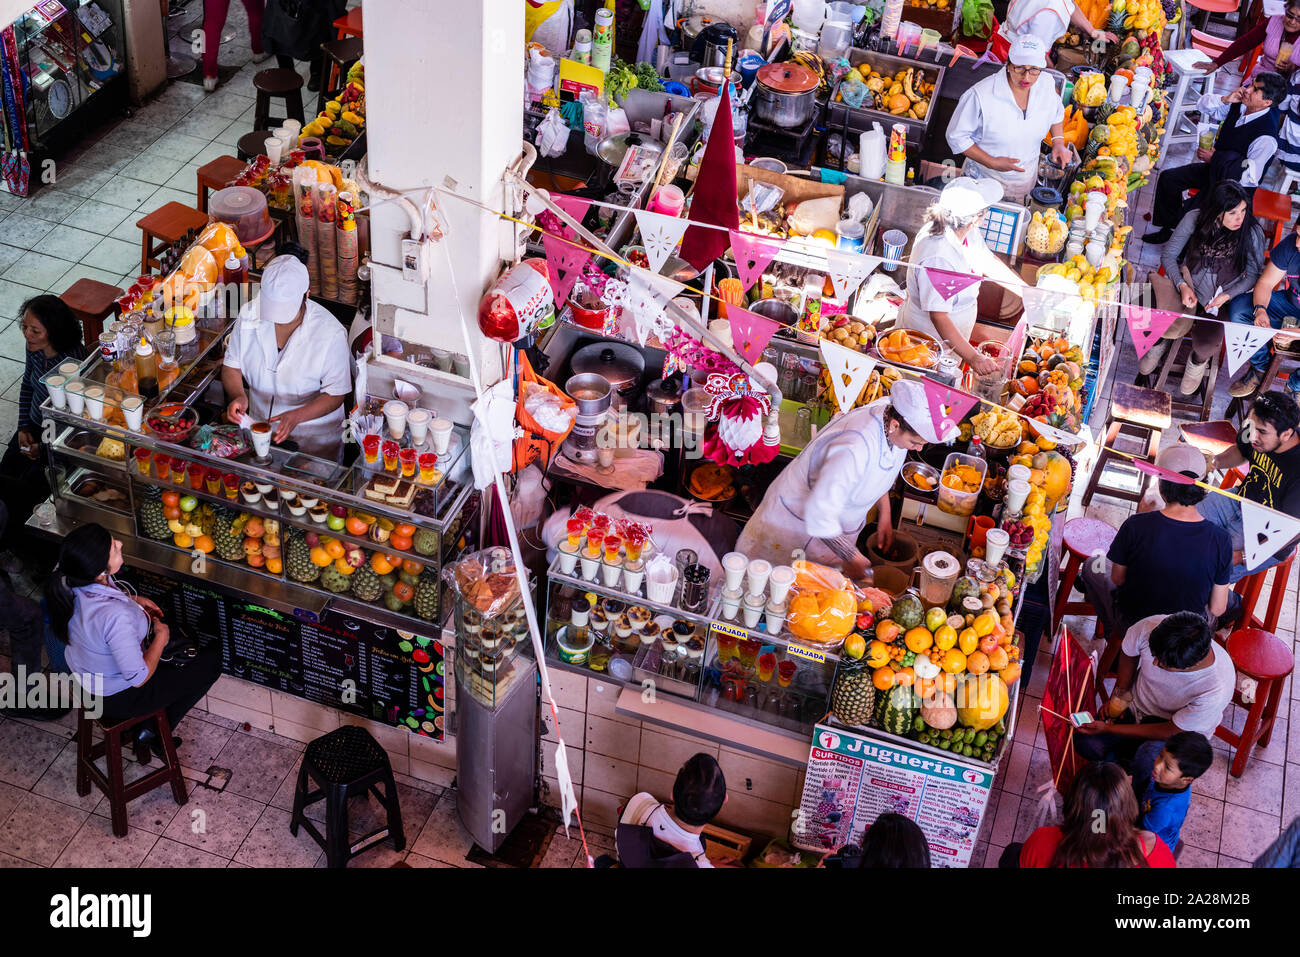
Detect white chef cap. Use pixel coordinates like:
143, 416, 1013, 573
937, 176, 1003, 219
889, 378, 956, 444
1008, 35, 1049, 69
258, 255, 310, 324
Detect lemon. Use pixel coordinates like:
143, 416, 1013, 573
811, 229, 838, 246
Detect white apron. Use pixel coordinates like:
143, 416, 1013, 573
734, 401, 907, 567
898, 223, 989, 344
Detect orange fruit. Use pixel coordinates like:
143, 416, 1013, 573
904, 627, 933, 654
193, 535, 215, 553
941, 648, 967, 674
265, 557, 283, 574
866, 639, 892, 668
345, 516, 369, 536
323, 539, 345, 560
938, 672, 958, 694
894, 666, 915, 686
875, 619, 900, 642
370, 553, 395, 575
246, 551, 266, 567
872, 667, 896, 690
390, 533, 413, 552
173, 531, 193, 548
958, 627, 980, 656
309, 546, 332, 567
392, 581, 415, 603
394, 522, 417, 538
934, 624, 958, 651
966, 651, 990, 675
401, 558, 423, 576
333, 557, 357, 575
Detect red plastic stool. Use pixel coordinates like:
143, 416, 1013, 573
1054, 516, 1118, 627
1214, 628, 1294, 776
1231, 552, 1296, 634
1254, 188, 1292, 247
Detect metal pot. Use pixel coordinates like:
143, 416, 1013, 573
753, 62, 819, 128
595, 132, 663, 176
571, 342, 645, 404
564, 373, 613, 464
749, 298, 798, 326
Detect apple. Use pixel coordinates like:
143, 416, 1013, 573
330, 504, 347, 518
304, 531, 320, 547
344, 545, 366, 568
327, 514, 346, 531
179, 495, 198, 512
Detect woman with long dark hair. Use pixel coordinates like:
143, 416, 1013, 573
1140, 181, 1266, 396
1018, 762, 1176, 868
52, 524, 220, 761
0, 295, 86, 550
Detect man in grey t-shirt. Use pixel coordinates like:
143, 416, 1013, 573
1076, 611, 1236, 764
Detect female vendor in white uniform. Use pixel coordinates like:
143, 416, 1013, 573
898, 177, 1027, 375
221, 255, 352, 461
734, 379, 953, 579
995, 0, 1117, 55
948, 36, 1071, 203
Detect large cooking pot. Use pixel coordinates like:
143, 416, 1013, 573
753, 62, 819, 128
595, 132, 663, 177
571, 342, 646, 405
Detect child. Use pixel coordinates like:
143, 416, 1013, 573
617, 753, 727, 868
1130, 732, 1214, 853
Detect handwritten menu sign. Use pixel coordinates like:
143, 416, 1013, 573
120, 568, 444, 739
794, 724, 993, 868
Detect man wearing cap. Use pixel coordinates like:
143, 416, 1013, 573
734, 379, 952, 580
947, 36, 1071, 204
221, 255, 352, 460
1079, 445, 1231, 650
898, 177, 1026, 375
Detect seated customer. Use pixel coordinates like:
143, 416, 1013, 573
1076, 612, 1236, 766
1140, 181, 1266, 392
617, 753, 727, 868
1144, 72, 1285, 245
1225, 225, 1300, 398
1130, 732, 1214, 855
1203, 392, 1300, 581
1080, 445, 1231, 645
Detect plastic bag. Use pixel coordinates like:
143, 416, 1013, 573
512, 352, 576, 472
741, 181, 785, 217
785, 560, 864, 649
190, 424, 249, 458
537, 107, 569, 158
839, 71, 870, 108
444, 547, 524, 616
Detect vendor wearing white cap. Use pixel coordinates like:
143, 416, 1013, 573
898, 177, 1026, 375
734, 379, 955, 580
948, 36, 1071, 203
221, 255, 352, 461
994, 0, 1117, 57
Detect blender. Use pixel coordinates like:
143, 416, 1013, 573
918, 551, 962, 609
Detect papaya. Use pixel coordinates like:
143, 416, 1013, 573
956, 674, 1009, 731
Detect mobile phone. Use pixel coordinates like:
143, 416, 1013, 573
1070, 711, 1094, 728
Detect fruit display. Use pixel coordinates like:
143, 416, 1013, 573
1047, 105, 1091, 151
283, 527, 443, 622
1010, 336, 1087, 435
1072, 71, 1107, 108
830, 656, 876, 726
822, 315, 876, 350
875, 328, 938, 368
302, 61, 364, 154
836, 63, 935, 121
1026, 209, 1067, 257
969, 409, 1021, 449
822, 363, 898, 413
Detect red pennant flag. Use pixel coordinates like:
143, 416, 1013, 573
728, 305, 780, 364
921, 378, 978, 442
730, 229, 785, 291
925, 267, 983, 301
541, 233, 591, 308
679, 82, 739, 270
1124, 304, 1182, 360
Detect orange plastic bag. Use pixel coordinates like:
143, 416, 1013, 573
512, 353, 576, 472
786, 560, 863, 650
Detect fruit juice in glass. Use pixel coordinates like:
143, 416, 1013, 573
188, 461, 205, 490
381, 440, 400, 472
399, 448, 417, 477
602, 535, 621, 563
205, 466, 222, 495
223, 472, 239, 500
134, 447, 151, 475
362, 433, 381, 465
716, 633, 738, 663
152, 453, 170, 480
624, 529, 645, 562
757, 652, 776, 682
737, 638, 761, 668
566, 518, 583, 548
172, 459, 188, 486
778, 660, 797, 687
418, 452, 438, 484
584, 533, 601, 558
590, 513, 610, 540
574, 505, 594, 532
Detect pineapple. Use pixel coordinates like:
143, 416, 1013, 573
830, 659, 876, 727
212, 512, 245, 562
351, 564, 383, 603
139, 497, 170, 541
286, 534, 319, 583
414, 577, 440, 622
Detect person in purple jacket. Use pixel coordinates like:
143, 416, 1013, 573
49, 524, 220, 762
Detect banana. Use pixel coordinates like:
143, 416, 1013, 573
903, 67, 921, 104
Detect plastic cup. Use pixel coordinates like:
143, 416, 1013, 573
757, 652, 777, 682
746, 558, 772, 598
408, 408, 431, 445
65, 380, 85, 415
45, 374, 67, 409
579, 554, 600, 581
152, 452, 171, 480
384, 399, 409, 440
566, 518, 583, 549
171, 458, 188, 485
558, 541, 579, 574
399, 448, 417, 478
133, 447, 151, 474
250, 422, 273, 458
623, 559, 645, 594
265, 136, 285, 164
205, 466, 222, 495
1108, 73, 1128, 103
624, 531, 645, 562
430, 417, 453, 455
361, 433, 380, 464
765, 600, 786, 635
769, 565, 795, 603
1006, 464, 1031, 484
223, 472, 239, 499
984, 528, 1010, 566
381, 440, 400, 472
645, 565, 678, 604
722, 551, 748, 591
648, 184, 685, 217
882, 229, 908, 272
601, 561, 622, 588
738, 636, 761, 667
121, 395, 143, 431
778, 660, 797, 688
418, 452, 438, 484
83, 386, 105, 421
603, 535, 621, 563
1005, 478, 1030, 514
185, 461, 203, 490
720, 587, 743, 620
742, 594, 765, 629
58, 360, 81, 375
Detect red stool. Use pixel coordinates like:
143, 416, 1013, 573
1214, 628, 1294, 776
1054, 516, 1118, 627
1253, 188, 1292, 248
1231, 552, 1296, 634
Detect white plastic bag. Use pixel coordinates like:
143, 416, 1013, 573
537, 108, 569, 158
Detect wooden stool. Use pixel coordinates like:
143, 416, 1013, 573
76, 707, 187, 838
137, 201, 209, 276
1254, 188, 1292, 248
1153, 332, 1221, 422
1054, 516, 1118, 627
61, 278, 122, 350
333, 7, 363, 40
1231, 552, 1296, 634
237, 129, 276, 163
290, 725, 404, 868
1214, 628, 1294, 776
317, 36, 364, 114
196, 154, 245, 213
1081, 382, 1172, 507
252, 68, 306, 133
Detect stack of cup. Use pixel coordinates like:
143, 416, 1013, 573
646, 562, 678, 604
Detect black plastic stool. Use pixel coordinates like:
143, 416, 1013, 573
289, 725, 405, 868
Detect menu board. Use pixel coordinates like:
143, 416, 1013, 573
794, 724, 993, 868
120, 568, 445, 739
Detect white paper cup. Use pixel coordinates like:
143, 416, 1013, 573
558, 541, 579, 574
408, 408, 430, 445
250, 423, 273, 458
722, 551, 748, 591
646, 566, 678, 604
623, 563, 645, 594
45, 374, 67, 409
769, 564, 795, 603
280, 118, 301, 141
121, 395, 143, 431
601, 561, 622, 588
265, 136, 285, 163
84, 386, 105, 420
431, 418, 453, 455
65, 380, 85, 415
1005, 478, 1030, 514
58, 361, 80, 375
384, 400, 409, 440
746, 558, 772, 598
720, 587, 743, 620
579, 554, 600, 581
1006, 464, 1031, 484
742, 595, 765, 629
882, 229, 908, 272
984, 528, 1010, 567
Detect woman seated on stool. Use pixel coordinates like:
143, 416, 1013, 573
49, 524, 220, 762
1140, 182, 1267, 395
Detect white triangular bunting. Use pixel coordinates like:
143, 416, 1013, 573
826, 248, 882, 301
819, 338, 877, 414
633, 209, 690, 273
554, 738, 581, 833
1029, 419, 1089, 447
625, 266, 684, 345
1222, 323, 1278, 378
1240, 498, 1300, 571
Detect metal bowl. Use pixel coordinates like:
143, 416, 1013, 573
748, 297, 798, 326
901, 461, 940, 497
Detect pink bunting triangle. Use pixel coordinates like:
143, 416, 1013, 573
925, 267, 983, 302
551, 194, 593, 238
729, 230, 785, 291
1131, 459, 1196, 484
1005, 315, 1029, 364
541, 232, 592, 308
728, 305, 780, 364
1124, 304, 1182, 360
921, 378, 978, 443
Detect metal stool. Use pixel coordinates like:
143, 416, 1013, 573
136, 201, 209, 275
1081, 382, 1172, 507
61, 278, 122, 350
290, 725, 405, 868
1214, 628, 1294, 776
252, 68, 306, 133
76, 706, 187, 838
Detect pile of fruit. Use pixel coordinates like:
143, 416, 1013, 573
876, 329, 937, 368
1038, 252, 1115, 304
1026, 209, 1068, 257
822, 315, 876, 350
836, 63, 935, 120
302, 61, 364, 154
940, 462, 984, 494
284, 528, 441, 622
138, 489, 283, 572
1072, 72, 1107, 109
969, 408, 1022, 448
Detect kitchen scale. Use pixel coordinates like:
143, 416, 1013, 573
899, 496, 971, 534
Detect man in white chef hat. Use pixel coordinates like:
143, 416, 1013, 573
221, 255, 352, 461
736, 378, 955, 581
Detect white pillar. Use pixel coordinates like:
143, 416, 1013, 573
363, 0, 524, 414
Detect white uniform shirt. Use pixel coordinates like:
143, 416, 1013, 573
998, 0, 1072, 49
900, 222, 1003, 343
223, 298, 352, 460
1196, 92, 1279, 188
948, 68, 1065, 199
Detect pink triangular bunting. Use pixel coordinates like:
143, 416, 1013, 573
1131, 459, 1196, 484
541, 232, 591, 308
925, 267, 983, 302
729, 230, 785, 292
551, 194, 593, 238
921, 378, 978, 443
728, 306, 780, 364
1124, 304, 1182, 360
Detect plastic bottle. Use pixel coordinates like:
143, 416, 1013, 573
968, 436, 987, 463
580, 90, 607, 155
592, 7, 614, 74
858, 122, 886, 179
